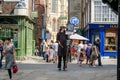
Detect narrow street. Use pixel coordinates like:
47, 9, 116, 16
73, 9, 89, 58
0, 58, 117, 80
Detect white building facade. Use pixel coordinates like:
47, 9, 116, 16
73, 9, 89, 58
81, 0, 118, 57
45, 0, 68, 42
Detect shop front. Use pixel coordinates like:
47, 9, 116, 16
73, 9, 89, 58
0, 15, 35, 59
88, 24, 117, 57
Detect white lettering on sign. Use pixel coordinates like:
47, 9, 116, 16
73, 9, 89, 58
106, 33, 116, 37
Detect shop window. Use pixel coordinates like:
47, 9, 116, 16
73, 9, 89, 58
0, 26, 18, 48
104, 29, 116, 51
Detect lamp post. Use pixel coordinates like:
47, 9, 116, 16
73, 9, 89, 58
102, 0, 119, 79
118, 1, 120, 79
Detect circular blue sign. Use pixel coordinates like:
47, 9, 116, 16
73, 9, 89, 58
70, 17, 79, 25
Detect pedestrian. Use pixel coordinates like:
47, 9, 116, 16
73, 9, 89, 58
57, 26, 68, 71
77, 41, 84, 63
70, 45, 75, 62
83, 41, 88, 50
94, 39, 102, 66
49, 40, 54, 49
42, 40, 47, 60
45, 46, 50, 62
79, 48, 86, 66
0, 40, 3, 68
85, 43, 92, 64
2, 38, 16, 80
53, 41, 58, 63
89, 45, 99, 67
34, 47, 39, 56
49, 46, 55, 62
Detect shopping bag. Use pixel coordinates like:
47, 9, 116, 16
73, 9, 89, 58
12, 64, 18, 73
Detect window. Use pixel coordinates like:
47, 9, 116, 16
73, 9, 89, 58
94, 1, 101, 22
52, 0, 56, 13
0, 26, 18, 48
104, 29, 117, 51
94, 0, 118, 22
52, 20, 56, 32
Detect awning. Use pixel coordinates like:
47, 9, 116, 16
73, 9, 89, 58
70, 33, 89, 41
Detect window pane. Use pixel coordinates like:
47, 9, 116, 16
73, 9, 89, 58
104, 29, 117, 51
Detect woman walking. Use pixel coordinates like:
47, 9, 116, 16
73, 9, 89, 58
89, 45, 98, 67
79, 48, 86, 66
85, 43, 92, 64
3, 38, 16, 80
0, 40, 3, 68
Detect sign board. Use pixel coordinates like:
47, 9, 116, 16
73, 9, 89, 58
42, 28, 45, 39
46, 32, 51, 39
66, 23, 74, 35
70, 17, 79, 25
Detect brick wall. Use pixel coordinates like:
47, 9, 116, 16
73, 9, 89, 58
2, 2, 17, 14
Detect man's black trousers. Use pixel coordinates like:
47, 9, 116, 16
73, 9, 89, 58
58, 55, 67, 69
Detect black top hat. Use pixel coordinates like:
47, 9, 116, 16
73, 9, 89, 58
60, 26, 66, 29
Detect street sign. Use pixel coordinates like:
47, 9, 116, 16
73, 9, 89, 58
70, 17, 79, 25
66, 23, 74, 35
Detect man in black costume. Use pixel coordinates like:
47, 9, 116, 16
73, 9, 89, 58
57, 26, 68, 71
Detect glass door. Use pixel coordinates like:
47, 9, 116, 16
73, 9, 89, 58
91, 30, 99, 44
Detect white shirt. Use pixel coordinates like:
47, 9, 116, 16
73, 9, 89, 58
49, 49, 55, 59
54, 42, 58, 52
77, 43, 84, 53
84, 44, 88, 50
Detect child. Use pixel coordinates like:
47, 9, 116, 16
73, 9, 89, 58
79, 48, 86, 66
34, 47, 39, 56
49, 46, 55, 62
46, 46, 50, 62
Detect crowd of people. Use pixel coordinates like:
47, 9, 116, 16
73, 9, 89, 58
38, 26, 102, 71
70, 39, 102, 67
39, 40, 58, 63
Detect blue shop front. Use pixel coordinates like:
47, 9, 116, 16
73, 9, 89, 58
87, 24, 117, 57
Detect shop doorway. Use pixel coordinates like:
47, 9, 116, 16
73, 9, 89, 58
91, 29, 99, 44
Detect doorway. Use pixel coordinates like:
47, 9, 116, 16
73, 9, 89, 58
91, 29, 99, 44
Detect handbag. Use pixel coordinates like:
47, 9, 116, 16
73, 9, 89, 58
12, 64, 18, 73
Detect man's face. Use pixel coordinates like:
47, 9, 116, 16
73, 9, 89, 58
62, 28, 66, 31
5, 40, 9, 44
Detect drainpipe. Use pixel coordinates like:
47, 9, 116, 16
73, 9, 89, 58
32, 0, 34, 11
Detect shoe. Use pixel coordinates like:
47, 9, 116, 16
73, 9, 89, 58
63, 67, 67, 71
98, 65, 102, 66
80, 65, 82, 67
58, 68, 61, 71
92, 65, 96, 67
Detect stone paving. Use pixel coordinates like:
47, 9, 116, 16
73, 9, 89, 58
0, 57, 117, 80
